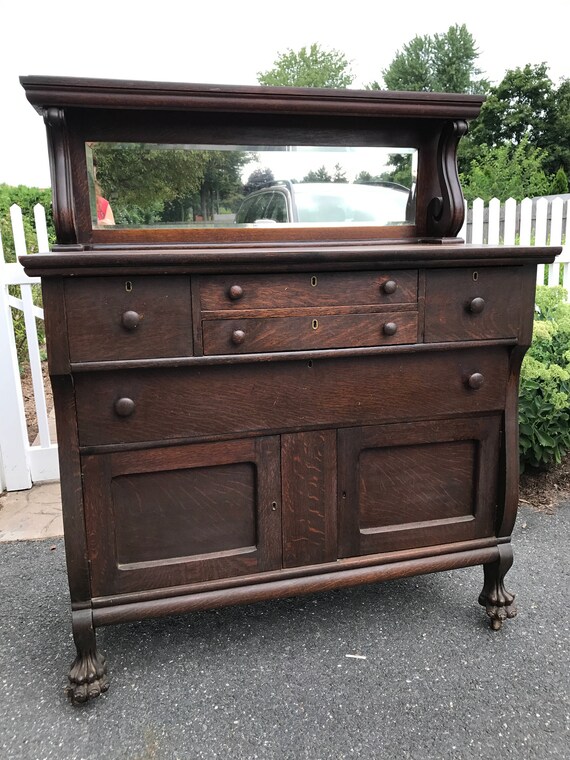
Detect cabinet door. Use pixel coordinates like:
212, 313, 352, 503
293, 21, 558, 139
338, 416, 501, 557
82, 437, 282, 597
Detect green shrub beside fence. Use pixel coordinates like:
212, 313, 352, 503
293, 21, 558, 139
519, 285, 570, 470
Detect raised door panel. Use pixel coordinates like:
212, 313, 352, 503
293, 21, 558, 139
82, 437, 282, 596
338, 416, 501, 557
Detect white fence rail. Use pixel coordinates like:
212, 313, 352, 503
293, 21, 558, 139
0, 204, 59, 491
0, 196, 569, 491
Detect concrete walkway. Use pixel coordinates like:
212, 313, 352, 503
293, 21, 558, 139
0, 481, 63, 541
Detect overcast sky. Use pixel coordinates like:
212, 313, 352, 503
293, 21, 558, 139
1, 0, 568, 188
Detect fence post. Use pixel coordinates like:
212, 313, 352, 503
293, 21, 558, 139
0, 226, 32, 490
548, 198, 564, 287
471, 198, 484, 244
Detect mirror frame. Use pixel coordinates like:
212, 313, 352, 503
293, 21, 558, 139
21, 77, 484, 249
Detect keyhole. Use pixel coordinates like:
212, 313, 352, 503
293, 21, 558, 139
312, 319, 319, 330
472, 272, 479, 282
125, 281, 133, 292
311, 276, 318, 287
271, 501, 277, 511
307, 360, 313, 368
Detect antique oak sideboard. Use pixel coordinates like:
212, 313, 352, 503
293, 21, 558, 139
20, 76, 558, 703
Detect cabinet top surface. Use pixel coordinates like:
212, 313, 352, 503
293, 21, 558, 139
21, 242, 559, 277
20, 75, 485, 118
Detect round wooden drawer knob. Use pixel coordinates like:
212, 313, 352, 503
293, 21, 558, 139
467, 373, 485, 390
121, 310, 141, 330
231, 329, 246, 345
383, 322, 398, 336
382, 280, 397, 295
114, 397, 136, 417
228, 285, 244, 300
468, 297, 486, 314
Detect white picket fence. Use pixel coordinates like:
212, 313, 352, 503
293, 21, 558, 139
0, 204, 59, 491
0, 197, 569, 491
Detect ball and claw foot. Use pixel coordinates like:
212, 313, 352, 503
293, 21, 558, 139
66, 650, 109, 704
478, 584, 517, 631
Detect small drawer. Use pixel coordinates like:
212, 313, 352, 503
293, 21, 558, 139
65, 276, 192, 361
199, 271, 418, 311
424, 268, 523, 342
202, 311, 418, 354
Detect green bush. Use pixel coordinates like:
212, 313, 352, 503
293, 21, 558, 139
519, 285, 570, 470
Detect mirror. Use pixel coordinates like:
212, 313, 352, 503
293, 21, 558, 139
86, 143, 417, 229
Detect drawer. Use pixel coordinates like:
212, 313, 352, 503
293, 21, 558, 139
424, 267, 523, 342
65, 276, 192, 361
75, 346, 509, 446
202, 311, 418, 354
199, 270, 418, 311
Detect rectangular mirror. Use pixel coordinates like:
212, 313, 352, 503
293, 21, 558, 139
86, 143, 417, 230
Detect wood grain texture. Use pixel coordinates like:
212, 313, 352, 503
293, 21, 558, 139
281, 430, 337, 567
424, 267, 524, 342
92, 546, 500, 627
338, 416, 500, 556
73, 347, 510, 447
82, 437, 282, 596
202, 311, 418, 354
65, 276, 192, 361
199, 271, 418, 310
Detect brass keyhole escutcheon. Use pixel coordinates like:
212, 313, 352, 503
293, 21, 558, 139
312, 319, 319, 330
125, 280, 133, 292
311, 276, 318, 287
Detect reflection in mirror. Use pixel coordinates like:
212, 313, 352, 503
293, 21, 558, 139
86, 143, 417, 229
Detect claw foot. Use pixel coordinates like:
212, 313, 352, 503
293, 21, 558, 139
479, 546, 517, 630
478, 588, 517, 630
67, 649, 109, 704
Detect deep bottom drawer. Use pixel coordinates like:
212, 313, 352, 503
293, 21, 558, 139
75, 347, 510, 447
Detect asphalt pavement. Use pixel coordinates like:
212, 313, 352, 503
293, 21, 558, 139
1, 503, 568, 760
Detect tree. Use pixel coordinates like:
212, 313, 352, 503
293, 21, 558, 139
460, 137, 550, 202
372, 24, 487, 94
550, 167, 569, 195
469, 64, 554, 150
243, 168, 275, 195
257, 44, 354, 88
460, 64, 570, 181
332, 164, 348, 183
303, 166, 332, 182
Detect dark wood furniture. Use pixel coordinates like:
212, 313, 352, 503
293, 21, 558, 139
20, 76, 558, 704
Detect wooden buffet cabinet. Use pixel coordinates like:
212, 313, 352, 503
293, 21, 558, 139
20, 76, 558, 703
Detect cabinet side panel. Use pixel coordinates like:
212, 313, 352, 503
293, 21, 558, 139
281, 430, 337, 568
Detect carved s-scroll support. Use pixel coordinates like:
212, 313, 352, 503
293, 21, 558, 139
426, 120, 468, 239
43, 108, 77, 245
67, 608, 109, 704
478, 544, 517, 630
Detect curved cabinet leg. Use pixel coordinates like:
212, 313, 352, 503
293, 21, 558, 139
478, 544, 517, 630
67, 608, 109, 704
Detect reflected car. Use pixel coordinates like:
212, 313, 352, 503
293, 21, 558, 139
234, 180, 414, 226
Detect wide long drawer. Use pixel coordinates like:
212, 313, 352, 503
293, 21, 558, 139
202, 311, 418, 354
74, 347, 510, 447
199, 270, 418, 311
